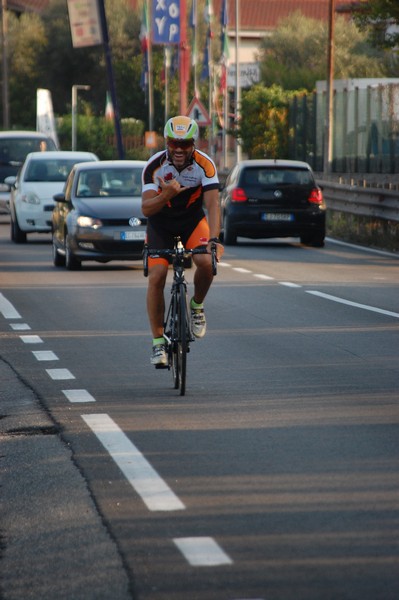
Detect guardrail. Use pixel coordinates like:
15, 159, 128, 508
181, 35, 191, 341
316, 179, 399, 223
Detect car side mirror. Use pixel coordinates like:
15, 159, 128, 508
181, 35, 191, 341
4, 175, 16, 189
53, 192, 67, 203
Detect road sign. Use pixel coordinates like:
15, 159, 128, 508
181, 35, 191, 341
186, 97, 211, 126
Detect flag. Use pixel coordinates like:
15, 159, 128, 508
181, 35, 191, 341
140, 1, 149, 96
105, 91, 114, 120
220, 0, 229, 93
200, 26, 211, 81
204, 0, 213, 23
190, 0, 197, 67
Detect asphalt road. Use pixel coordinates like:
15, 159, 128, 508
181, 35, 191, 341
1, 217, 399, 600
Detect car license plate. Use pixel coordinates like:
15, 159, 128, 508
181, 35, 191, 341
261, 213, 294, 222
120, 231, 145, 240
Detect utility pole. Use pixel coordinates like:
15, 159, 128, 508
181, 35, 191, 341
235, 0, 241, 163
324, 0, 335, 174
179, 0, 189, 115
1, 0, 9, 128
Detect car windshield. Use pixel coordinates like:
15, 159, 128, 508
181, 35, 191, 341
25, 159, 85, 182
242, 168, 313, 187
0, 137, 57, 167
76, 168, 143, 197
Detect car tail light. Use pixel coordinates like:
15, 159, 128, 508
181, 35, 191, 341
231, 187, 247, 202
308, 188, 323, 205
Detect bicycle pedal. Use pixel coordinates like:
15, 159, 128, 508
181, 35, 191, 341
155, 364, 169, 369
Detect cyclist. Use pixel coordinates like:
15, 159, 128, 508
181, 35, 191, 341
142, 115, 224, 367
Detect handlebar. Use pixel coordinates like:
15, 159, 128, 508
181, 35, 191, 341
143, 241, 218, 277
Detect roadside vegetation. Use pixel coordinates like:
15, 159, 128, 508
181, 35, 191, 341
1, 0, 398, 159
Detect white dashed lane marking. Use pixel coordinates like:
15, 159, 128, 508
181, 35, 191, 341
254, 274, 274, 280
20, 335, 43, 344
32, 350, 59, 361
82, 413, 186, 512
173, 537, 233, 566
279, 281, 302, 288
46, 368, 75, 380
63, 389, 96, 403
10, 323, 31, 330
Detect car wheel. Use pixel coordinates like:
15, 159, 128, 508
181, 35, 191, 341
223, 214, 237, 246
300, 232, 325, 247
311, 234, 325, 248
52, 236, 65, 267
10, 213, 27, 243
65, 234, 81, 270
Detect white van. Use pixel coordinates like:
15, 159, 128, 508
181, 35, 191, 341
0, 131, 58, 212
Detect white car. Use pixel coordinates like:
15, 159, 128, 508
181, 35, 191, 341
7, 150, 98, 243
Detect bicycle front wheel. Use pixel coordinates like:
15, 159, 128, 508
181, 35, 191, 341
176, 283, 188, 396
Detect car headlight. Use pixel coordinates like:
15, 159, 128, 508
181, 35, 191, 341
77, 216, 103, 229
21, 193, 40, 205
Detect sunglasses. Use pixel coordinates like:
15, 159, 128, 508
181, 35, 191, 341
167, 139, 194, 149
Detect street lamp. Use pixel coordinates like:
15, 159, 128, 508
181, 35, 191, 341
71, 84, 90, 151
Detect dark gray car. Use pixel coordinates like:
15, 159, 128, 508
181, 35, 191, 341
220, 159, 326, 246
52, 160, 147, 270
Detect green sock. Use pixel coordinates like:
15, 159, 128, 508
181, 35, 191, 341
152, 337, 165, 346
191, 298, 204, 309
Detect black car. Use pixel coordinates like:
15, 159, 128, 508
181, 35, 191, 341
52, 160, 147, 269
220, 159, 326, 246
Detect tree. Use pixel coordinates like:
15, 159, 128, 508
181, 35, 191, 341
7, 11, 47, 127
353, 0, 399, 48
237, 85, 296, 159
258, 11, 390, 92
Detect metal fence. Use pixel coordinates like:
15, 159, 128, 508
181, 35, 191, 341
316, 179, 399, 222
289, 83, 399, 174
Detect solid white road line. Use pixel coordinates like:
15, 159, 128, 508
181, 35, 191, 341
0, 293, 21, 319
20, 335, 43, 344
46, 368, 75, 380
32, 350, 59, 361
81, 413, 185, 512
173, 537, 233, 567
62, 389, 96, 403
233, 267, 252, 274
307, 290, 399, 318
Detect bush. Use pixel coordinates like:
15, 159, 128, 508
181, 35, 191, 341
56, 115, 150, 160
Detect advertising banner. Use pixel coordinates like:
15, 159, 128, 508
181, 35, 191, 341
152, 0, 180, 44
36, 89, 59, 148
67, 0, 103, 48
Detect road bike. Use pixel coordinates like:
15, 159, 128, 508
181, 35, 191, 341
143, 237, 217, 396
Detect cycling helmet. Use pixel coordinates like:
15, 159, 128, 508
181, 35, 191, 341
164, 116, 199, 142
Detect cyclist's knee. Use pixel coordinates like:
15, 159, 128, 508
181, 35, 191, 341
148, 264, 168, 289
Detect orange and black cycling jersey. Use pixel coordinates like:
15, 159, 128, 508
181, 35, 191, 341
142, 148, 219, 227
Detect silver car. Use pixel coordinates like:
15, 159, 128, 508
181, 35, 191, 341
52, 160, 147, 269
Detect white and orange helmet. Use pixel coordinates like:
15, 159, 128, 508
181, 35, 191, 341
164, 116, 199, 142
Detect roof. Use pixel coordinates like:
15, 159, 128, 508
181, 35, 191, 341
212, 0, 332, 31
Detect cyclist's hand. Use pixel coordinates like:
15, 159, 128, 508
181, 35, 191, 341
208, 241, 224, 262
158, 176, 188, 200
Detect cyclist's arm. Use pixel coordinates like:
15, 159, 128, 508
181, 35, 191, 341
142, 177, 185, 217
203, 188, 221, 240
